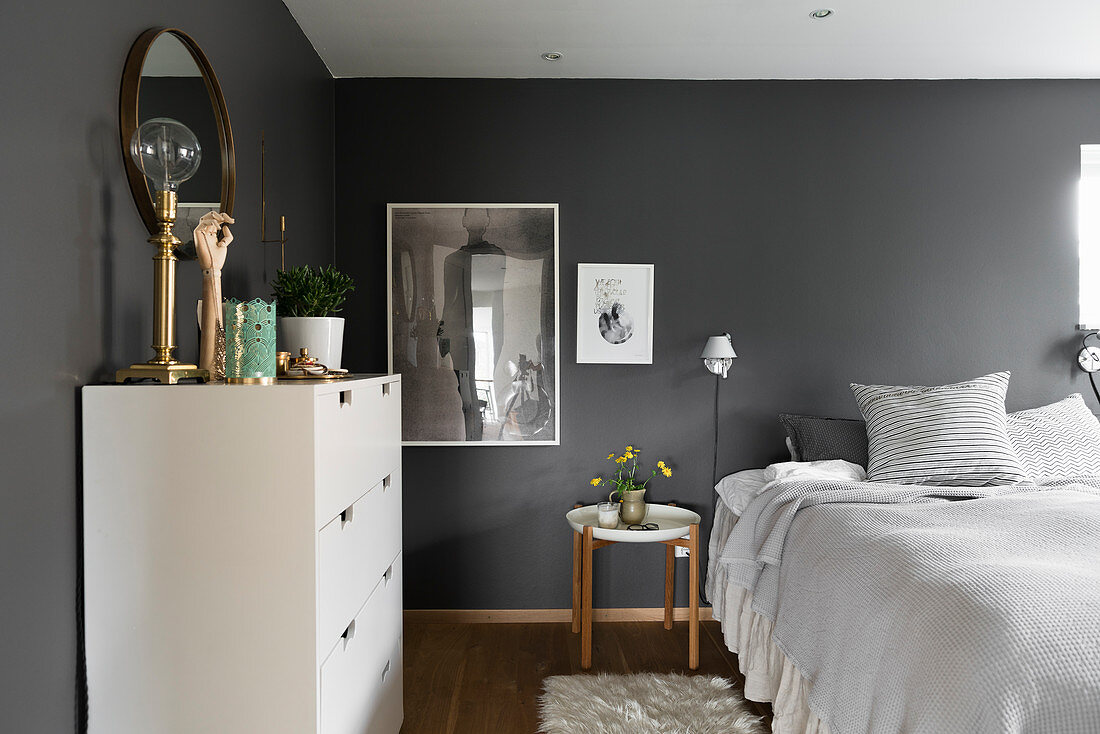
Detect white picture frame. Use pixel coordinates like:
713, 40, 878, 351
576, 263, 654, 364
388, 204, 560, 446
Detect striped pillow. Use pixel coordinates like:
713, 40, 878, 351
1007, 393, 1100, 479
851, 372, 1027, 486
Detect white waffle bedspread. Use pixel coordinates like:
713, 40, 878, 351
718, 477, 1100, 734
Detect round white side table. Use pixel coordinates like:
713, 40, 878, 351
565, 503, 702, 670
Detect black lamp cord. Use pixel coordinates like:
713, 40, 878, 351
700, 372, 720, 607
713, 371, 721, 498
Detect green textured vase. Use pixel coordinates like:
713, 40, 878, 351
225, 298, 277, 382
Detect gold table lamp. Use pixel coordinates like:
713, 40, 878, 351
117, 118, 209, 384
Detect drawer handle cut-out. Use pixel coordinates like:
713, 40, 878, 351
383, 564, 393, 584
381, 659, 391, 683
342, 619, 356, 647
382, 474, 392, 491
382, 383, 391, 397
339, 390, 353, 407
340, 504, 354, 527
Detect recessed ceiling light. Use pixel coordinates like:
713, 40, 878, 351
541, 51, 563, 62
809, 8, 834, 18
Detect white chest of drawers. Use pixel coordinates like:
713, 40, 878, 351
81, 375, 402, 734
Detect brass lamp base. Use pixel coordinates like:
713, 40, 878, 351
116, 363, 210, 385
120, 189, 205, 386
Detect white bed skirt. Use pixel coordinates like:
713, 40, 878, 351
707, 495, 830, 734
719, 584, 831, 734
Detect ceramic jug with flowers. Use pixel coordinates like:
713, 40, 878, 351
591, 446, 673, 524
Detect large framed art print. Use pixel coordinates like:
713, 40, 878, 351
388, 204, 559, 445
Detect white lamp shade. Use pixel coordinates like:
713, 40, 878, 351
700, 335, 737, 359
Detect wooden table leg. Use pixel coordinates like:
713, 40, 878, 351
582, 525, 594, 669
688, 523, 699, 670
571, 529, 581, 633
663, 543, 674, 631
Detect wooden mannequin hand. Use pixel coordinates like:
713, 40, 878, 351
195, 211, 234, 376
194, 211, 235, 272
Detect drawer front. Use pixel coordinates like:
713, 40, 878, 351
318, 470, 402, 649
320, 554, 403, 734
315, 381, 400, 528
366, 634, 403, 734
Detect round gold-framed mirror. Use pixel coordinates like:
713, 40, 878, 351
120, 27, 235, 236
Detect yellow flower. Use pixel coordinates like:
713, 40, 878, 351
590, 477, 602, 486
625, 452, 634, 460
607, 453, 615, 460
662, 467, 672, 477
625, 445, 634, 452
615, 455, 627, 464
657, 460, 666, 469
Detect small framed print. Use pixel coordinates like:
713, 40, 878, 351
576, 263, 654, 364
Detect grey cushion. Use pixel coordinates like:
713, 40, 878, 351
779, 413, 869, 468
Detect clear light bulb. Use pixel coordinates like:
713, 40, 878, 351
129, 117, 202, 193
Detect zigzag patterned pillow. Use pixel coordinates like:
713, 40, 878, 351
851, 371, 1028, 486
1007, 393, 1100, 479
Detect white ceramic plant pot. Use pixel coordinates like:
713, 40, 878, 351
279, 316, 345, 369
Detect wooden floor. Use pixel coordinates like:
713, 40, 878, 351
401, 618, 772, 733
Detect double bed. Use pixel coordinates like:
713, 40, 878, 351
706, 378, 1100, 734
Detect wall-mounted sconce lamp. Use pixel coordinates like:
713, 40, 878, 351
698, 331, 737, 606
1077, 330, 1100, 405
700, 333, 737, 378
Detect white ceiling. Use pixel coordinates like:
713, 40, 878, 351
282, 0, 1100, 80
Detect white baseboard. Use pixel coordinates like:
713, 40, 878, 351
404, 607, 714, 623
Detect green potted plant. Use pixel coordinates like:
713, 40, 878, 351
591, 446, 673, 524
270, 265, 356, 369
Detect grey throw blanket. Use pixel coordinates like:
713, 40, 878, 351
718, 477, 1100, 734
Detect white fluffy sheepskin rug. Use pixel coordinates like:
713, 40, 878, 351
537, 672, 767, 734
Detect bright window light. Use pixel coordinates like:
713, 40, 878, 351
1080, 145, 1100, 328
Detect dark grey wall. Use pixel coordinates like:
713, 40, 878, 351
0, 2, 332, 731
335, 78, 1100, 610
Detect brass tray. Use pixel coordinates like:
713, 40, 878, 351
277, 371, 354, 381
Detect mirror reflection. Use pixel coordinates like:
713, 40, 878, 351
138, 34, 221, 211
